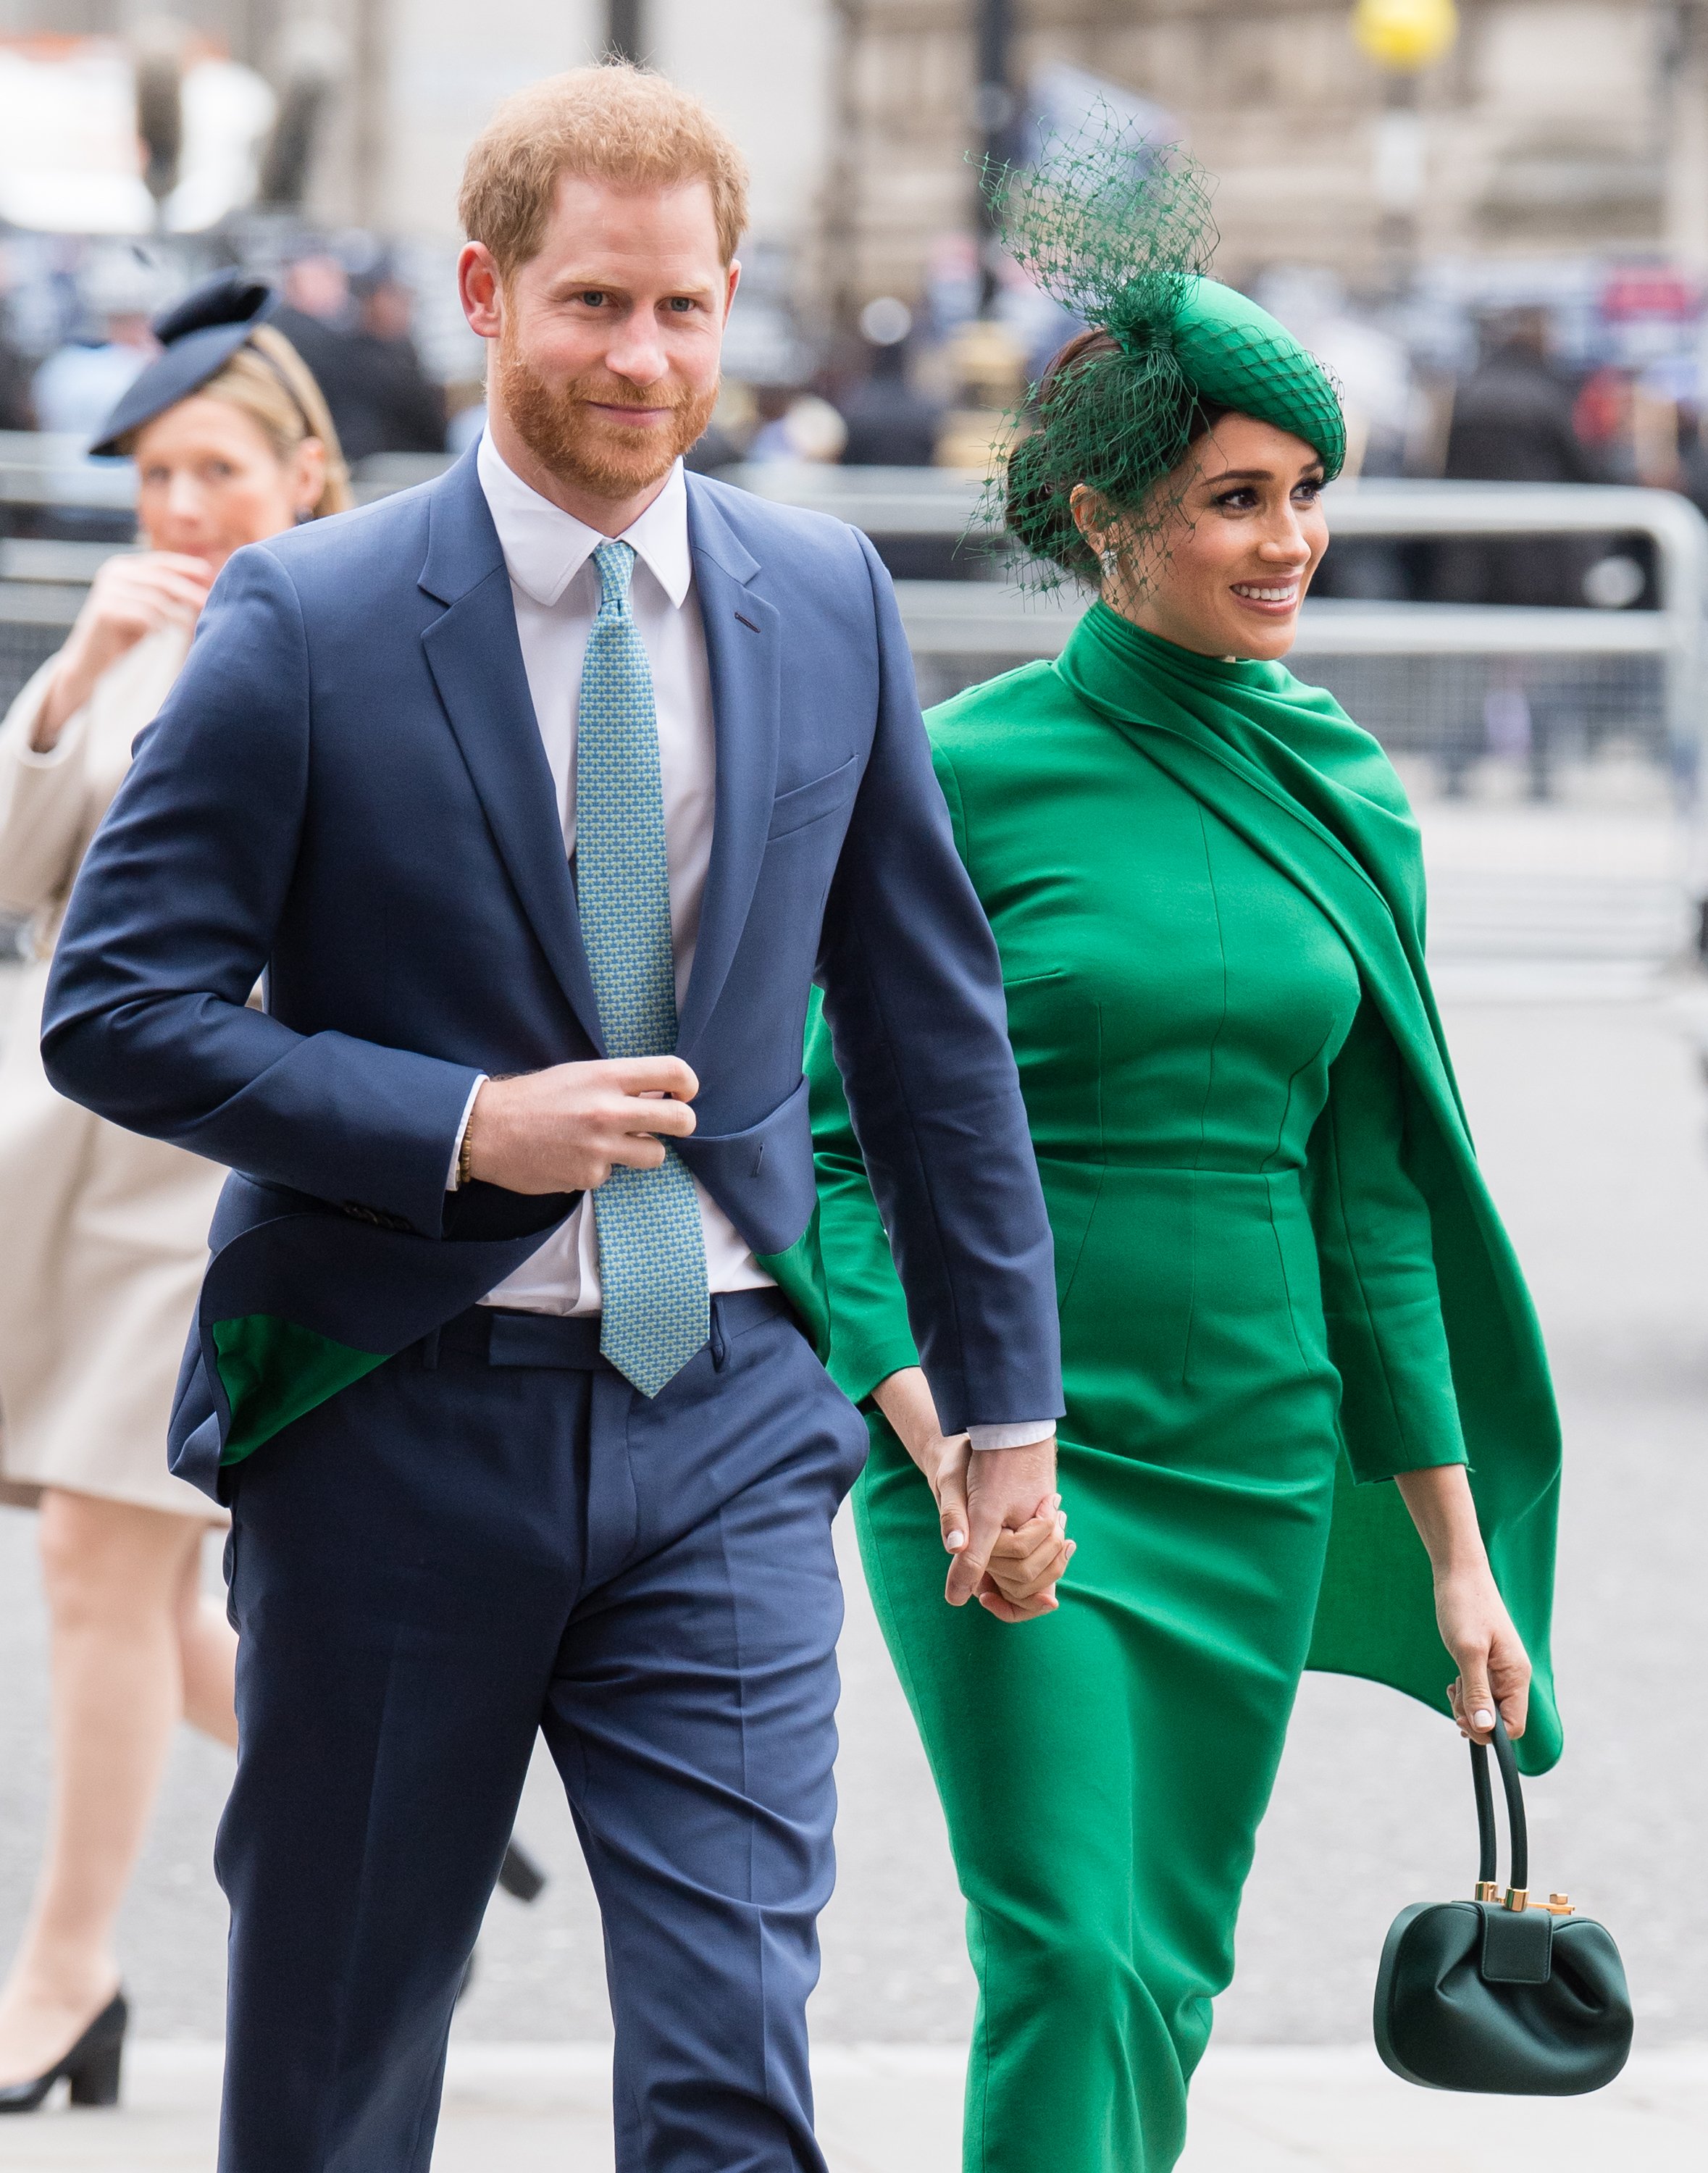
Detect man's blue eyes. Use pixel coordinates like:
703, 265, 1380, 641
575, 294, 696, 311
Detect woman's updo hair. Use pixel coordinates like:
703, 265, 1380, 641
1004, 325, 1230, 584
128, 325, 353, 519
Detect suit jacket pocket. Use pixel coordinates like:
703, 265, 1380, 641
674, 1076, 815, 1255
766, 754, 861, 840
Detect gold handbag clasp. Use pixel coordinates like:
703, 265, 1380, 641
1475, 1882, 1575, 1915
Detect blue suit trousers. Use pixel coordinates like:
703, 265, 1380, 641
215, 1293, 867, 2173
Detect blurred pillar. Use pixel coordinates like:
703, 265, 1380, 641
824, 0, 863, 330
351, 0, 389, 229
229, 0, 269, 70
131, 17, 187, 226
608, 1, 645, 63
973, 0, 1018, 310
1372, 70, 1424, 291
1662, 1, 1708, 275
1351, 0, 1458, 295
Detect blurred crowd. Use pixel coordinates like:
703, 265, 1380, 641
0, 233, 458, 472
7, 228, 1708, 614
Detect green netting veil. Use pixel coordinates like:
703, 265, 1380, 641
987, 121, 1346, 584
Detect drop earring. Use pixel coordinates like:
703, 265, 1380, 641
1099, 546, 1119, 582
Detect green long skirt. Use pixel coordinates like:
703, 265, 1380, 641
853, 1165, 1344, 2172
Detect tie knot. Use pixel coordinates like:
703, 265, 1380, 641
593, 539, 636, 616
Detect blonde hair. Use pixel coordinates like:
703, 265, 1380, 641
196, 325, 353, 517
459, 62, 748, 278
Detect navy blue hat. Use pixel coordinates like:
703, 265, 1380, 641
90, 273, 279, 456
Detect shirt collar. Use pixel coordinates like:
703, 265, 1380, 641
476, 428, 692, 611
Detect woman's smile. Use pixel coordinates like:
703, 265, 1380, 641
1229, 577, 1303, 616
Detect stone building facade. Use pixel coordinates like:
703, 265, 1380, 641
7, 1, 1707, 312
824, 1, 1708, 308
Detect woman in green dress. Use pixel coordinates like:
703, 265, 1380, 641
776, 148, 1562, 2172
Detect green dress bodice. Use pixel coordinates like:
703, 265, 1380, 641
970, 702, 1365, 1178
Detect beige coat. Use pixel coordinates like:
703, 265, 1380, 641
0, 627, 227, 1519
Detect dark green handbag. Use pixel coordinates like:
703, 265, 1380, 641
1374, 1717, 1632, 2094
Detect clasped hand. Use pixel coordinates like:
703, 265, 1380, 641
872, 1368, 1073, 1621
464, 1056, 698, 1194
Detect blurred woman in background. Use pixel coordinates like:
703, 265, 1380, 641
0, 275, 348, 2111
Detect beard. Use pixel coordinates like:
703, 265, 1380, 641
496, 326, 717, 501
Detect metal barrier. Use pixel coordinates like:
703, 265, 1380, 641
0, 538, 122, 718
727, 469, 1708, 790
0, 430, 137, 515
0, 438, 451, 714
0, 432, 446, 514
2, 448, 1701, 980
752, 472, 1708, 785
889, 582, 1681, 790
6, 442, 1705, 793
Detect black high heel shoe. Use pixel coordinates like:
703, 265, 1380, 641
455, 1835, 550, 2007
0, 1990, 127, 2111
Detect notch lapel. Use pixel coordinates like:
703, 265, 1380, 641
676, 480, 780, 1058
419, 458, 604, 1052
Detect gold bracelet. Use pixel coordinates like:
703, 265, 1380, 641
456, 1123, 475, 1190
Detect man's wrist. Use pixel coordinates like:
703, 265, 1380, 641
966, 1422, 1057, 1454
445, 1074, 487, 1191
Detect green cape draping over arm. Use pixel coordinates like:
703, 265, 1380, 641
767, 603, 1562, 1775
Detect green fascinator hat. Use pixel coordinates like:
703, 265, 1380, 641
1171, 277, 1347, 470
989, 122, 1345, 582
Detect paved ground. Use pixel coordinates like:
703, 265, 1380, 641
0, 2046, 1704, 2170
2, 787, 1706, 2160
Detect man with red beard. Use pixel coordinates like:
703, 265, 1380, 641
39, 61, 1063, 2173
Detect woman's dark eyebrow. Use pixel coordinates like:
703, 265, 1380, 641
1202, 466, 1326, 485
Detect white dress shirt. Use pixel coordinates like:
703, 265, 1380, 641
471, 430, 773, 1316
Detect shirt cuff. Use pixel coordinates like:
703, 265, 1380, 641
967, 1421, 1057, 1453
445, 1075, 487, 1191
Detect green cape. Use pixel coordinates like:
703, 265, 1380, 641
768, 602, 1562, 1773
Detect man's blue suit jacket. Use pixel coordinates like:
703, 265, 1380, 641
41, 453, 1062, 1501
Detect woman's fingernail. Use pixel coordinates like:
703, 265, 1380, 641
1473, 1709, 1495, 1730
945, 1529, 966, 1550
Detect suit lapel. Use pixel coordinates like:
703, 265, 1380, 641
676, 477, 780, 1058
419, 456, 604, 1052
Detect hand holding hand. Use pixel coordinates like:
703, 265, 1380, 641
976, 1494, 1073, 1620
940, 1438, 1066, 1613
464, 1056, 698, 1195
34, 553, 215, 749
870, 1369, 1071, 1620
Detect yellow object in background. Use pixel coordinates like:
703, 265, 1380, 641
1352, 0, 1459, 70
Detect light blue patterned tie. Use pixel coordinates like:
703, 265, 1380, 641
576, 539, 709, 1395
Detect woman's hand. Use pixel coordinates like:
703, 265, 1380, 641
1395, 1463, 1531, 1743
32, 552, 214, 750
871, 1368, 1073, 1622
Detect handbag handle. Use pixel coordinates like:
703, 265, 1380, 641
1470, 1714, 1572, 1915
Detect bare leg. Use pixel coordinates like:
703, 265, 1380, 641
0, 1490, 222, 2083
175, 1539, 238, 1751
